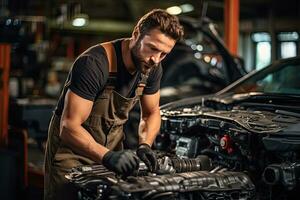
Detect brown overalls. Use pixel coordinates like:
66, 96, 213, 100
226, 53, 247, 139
44, 42, 148, 200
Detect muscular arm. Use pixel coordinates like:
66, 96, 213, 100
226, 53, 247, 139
138, 90, 161, 146
59, 89, 109, 163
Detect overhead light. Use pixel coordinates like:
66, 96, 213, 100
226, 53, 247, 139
204, 55, 211, 63
72, 13, 89, 27
180, 4, 194, 13
166, 6, 182, 15
166, 3, 194, 15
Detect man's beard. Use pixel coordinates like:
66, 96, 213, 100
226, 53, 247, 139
131, 40, 159, 75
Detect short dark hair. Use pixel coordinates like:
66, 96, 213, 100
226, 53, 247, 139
134, 9, 184, 41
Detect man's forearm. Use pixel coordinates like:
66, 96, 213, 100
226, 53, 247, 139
138, 109, 161, 146
60, 121, 109, 163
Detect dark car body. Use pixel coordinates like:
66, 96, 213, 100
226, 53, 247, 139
124, 17, 245, 148
157, 56, 300, 199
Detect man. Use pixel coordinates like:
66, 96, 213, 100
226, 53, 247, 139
44, 9, 183, 200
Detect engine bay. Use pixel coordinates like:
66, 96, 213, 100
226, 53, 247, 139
66, 102, 300, 200
157, 104, 300, 199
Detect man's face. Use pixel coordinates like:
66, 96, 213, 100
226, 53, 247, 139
131, 28, 176, 74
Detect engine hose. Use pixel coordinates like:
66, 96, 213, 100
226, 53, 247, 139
172, 158, 202, 172
158, 155, 212, 173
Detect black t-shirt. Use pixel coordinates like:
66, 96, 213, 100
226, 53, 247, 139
55, 39, 163, 115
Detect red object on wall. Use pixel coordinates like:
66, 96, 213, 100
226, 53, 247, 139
224, 0, 240, 55
0, 43, 11, 147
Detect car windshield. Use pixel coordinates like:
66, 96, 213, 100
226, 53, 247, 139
223, 59, 300, 95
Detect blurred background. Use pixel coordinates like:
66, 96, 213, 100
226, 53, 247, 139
0, 0, 299, 199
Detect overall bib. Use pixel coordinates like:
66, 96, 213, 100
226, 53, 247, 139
44, 42, 148, 200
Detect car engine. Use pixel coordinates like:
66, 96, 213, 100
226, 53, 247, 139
66, 155, 255, 200
157, 104, 300, 200
66, 102, 300, 200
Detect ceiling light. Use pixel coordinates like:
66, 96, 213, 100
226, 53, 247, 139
166, 3, 194, 15
180, 4, 194, 13
166, 6, 182, 15
72, 13, 89, 27
204, 55, 211, 63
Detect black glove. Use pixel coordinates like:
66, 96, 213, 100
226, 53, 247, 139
136, 143, 158, 172
102, 150, 139, 176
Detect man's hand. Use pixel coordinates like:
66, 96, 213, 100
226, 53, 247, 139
102, 150, 139, 176
136, 143, 158, 172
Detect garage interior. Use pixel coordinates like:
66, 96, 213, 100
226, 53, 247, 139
0, 0, 300, 200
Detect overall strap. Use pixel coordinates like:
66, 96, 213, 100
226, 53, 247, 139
101, 42, 117, 88
101, 42, 117, 73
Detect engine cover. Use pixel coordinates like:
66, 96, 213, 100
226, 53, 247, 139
66, 159, 255, 200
